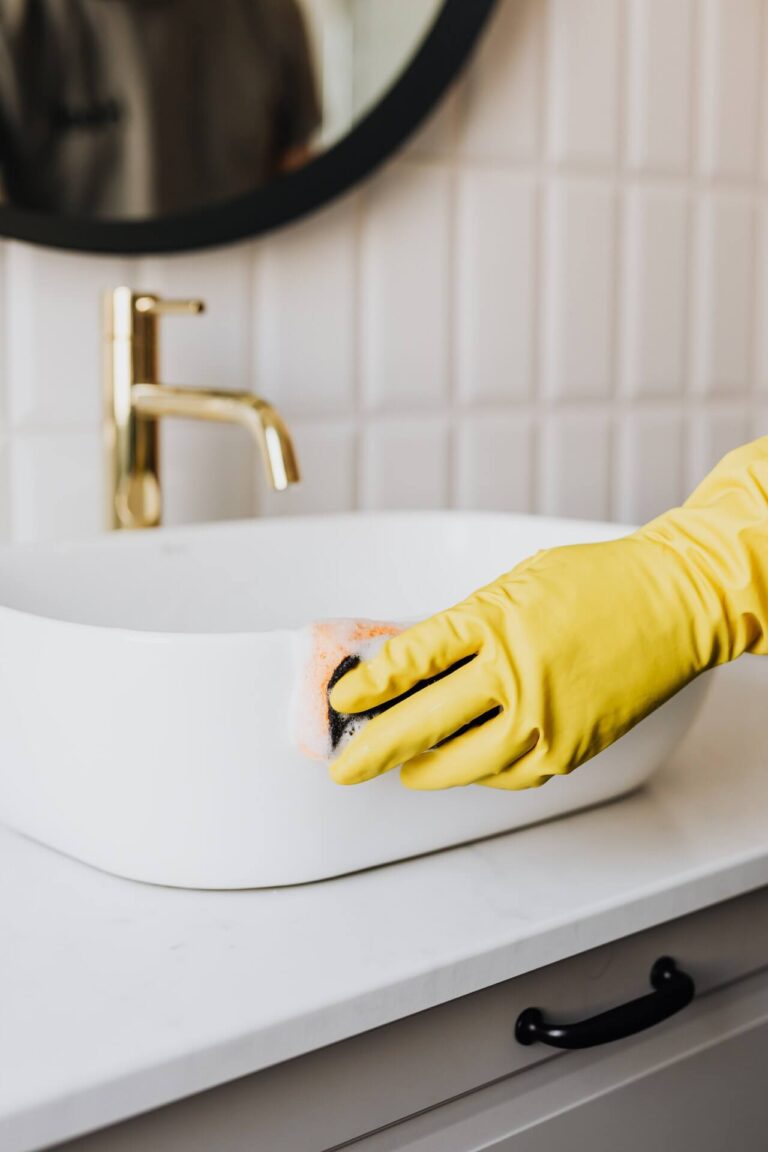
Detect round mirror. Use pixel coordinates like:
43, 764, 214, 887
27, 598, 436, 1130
0, 0, 497, 254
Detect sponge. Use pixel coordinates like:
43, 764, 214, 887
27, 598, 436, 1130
296, 618, 405, 762
295, 617, 494, 765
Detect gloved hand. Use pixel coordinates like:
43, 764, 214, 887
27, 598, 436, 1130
329, 439, 768, 790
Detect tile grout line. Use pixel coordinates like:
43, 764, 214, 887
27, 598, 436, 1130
351, 187, 366, 511
609, 0, 629, 522
682, 0, 702, 492
746, 0, 767, 417
444, 80, 461, 511
530, 0, 549, 515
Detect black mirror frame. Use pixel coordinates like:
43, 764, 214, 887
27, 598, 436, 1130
0, 0, 498, 255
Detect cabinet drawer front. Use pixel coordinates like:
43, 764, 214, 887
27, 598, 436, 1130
58, 887, 768, 1152
354, 964, 768, 1152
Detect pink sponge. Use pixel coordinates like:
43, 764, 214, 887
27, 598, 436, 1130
295, 618, 404, 763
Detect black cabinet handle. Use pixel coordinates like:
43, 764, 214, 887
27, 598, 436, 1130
515, 956, 695, 1050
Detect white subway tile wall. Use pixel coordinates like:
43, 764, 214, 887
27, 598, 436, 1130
616, 410, 686, 524
626, 0, 693, 174
688, 406, 752, 488
259, 419, 357, 517
0, 0, 766, 541
360, 163, 452, 411
542, 181, 617, 399
5, 246, 130, 431
693, 194, 756, 397
458, 0, 543, 162
699, 0, 762, 179
254, 198, 358, 416
456, 170, 536, 403
455, 412, 534, 512
758, 206, 768, 390
622, 188, 690, 398
547, 0, 620, 166
360, 415, 450, 510
540, 410, 612, 520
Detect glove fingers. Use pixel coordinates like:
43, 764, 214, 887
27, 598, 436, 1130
400, 717, 536, 790
330, 665, 497, 785
477, 742, 554, 790
478, 764, 553, 791
329, 610, 476, 714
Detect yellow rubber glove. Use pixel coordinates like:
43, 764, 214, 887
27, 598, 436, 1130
329, 438, 768, 790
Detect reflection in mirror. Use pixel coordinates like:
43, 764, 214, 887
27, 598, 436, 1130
0, 0, 443, 220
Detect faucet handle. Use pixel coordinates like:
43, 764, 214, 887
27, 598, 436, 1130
134, 295, 205, 317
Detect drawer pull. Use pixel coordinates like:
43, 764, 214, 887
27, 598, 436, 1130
515, 956, 695, 1050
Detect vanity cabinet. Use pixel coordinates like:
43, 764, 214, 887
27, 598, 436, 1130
355, 967, 768, 1151
57, 887, 768, 1152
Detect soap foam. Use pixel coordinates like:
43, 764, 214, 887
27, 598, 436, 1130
295, 618, 406, 762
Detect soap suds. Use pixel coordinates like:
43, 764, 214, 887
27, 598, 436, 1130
296, 618, 499, 765
296, 618, 405, 762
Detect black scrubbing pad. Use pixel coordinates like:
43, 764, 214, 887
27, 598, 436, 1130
326, 654, 500, 753
327, 654, 366, 750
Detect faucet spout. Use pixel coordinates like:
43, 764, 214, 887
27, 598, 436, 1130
132, 384, 300, 491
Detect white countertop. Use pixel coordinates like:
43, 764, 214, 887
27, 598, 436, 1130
3, 656, 768, 1152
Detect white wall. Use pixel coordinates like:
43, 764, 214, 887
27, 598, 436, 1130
0, 0, 766, 542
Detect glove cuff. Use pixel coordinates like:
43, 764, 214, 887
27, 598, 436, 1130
637, 438, 768, 668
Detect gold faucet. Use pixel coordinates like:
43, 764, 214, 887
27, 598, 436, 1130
104, 287, 300, 530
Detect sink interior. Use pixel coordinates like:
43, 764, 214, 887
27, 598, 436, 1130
0, 512, 629, 633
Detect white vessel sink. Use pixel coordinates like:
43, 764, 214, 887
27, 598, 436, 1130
0, 512, 708, 888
